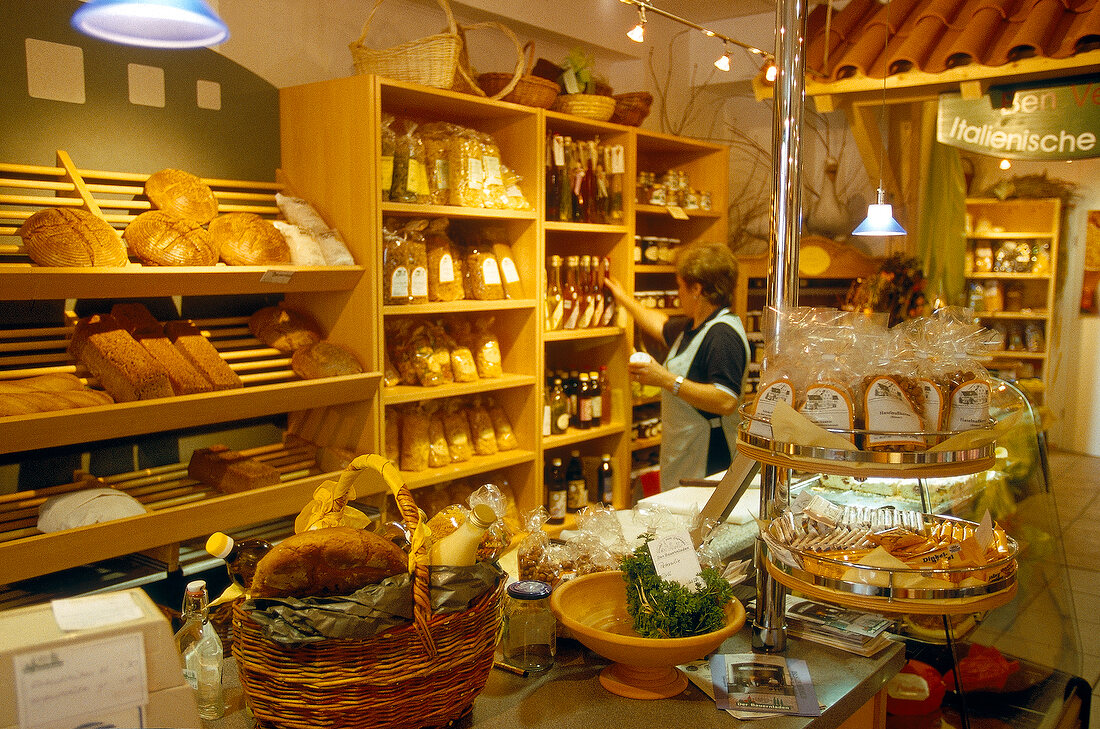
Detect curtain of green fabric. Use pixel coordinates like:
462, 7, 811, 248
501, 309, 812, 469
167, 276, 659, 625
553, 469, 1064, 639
917, 100, 968, 307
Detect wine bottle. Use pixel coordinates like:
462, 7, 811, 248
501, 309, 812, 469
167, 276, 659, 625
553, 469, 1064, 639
565, 450, 587, 512
597, 453, 614, 505
547, 457, 567, 524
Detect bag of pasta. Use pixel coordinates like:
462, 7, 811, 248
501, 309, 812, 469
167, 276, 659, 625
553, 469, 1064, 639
442, 398, 474, 462
501, 164, 532, 211
419, 121, 454, 205
399, 403, 430, 472
382, 346, 402, 388
478, 131, 509, 209
465, 396, 498, 456
386, 319, 419, 385
390, 119, 428, 204
424, 401, 451, 468
442, 321, 479, 383
425, 321, 454, 385
384, 406, 400, 464
396, 321, 446, 387
399, 219, 430, 305
380, 113, 397, 199
448, 125, 486, 208
382, 223, 414, 305
462, 243, 505, 301
485, 395, 518, 451
488, 234, 524, 299
425, 218, 464, 302
471, 316, 504, 378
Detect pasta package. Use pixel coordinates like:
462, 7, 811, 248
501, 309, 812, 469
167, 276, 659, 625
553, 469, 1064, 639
471, 316, 504, 378
449, 126, 486, 208
486, 396, 518, 451
463, 245, 505, 301
467, 397, 498, 456
491, 240, 524, 299
399, 404, 430, 472
384, 407, 400, 463
425, 218, 464, 302
426, 403, 451, 468
442, 400, 474, 462
420, 122, 455, 205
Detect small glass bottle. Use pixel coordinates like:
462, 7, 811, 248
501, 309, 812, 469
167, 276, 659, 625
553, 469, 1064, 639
173, 580, 224, 720
597, 453, 614, 505
500, 580, 556, 672
562, 255, 580, 330
205, 532, 272, 592
588, 370, 602, 425
545, 255, 564, 331
549, 377, 569, 435
577, 372, 593, 429
598, 365, 612, 425
565, 449, 587, 512
430, 503, 497, 566
546, 457, 567, 524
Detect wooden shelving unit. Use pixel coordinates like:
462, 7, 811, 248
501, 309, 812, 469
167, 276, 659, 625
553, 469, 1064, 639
964, 198, 1061, 383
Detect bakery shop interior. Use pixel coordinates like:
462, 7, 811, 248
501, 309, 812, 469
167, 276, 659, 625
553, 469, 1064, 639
2, 0, 1100, 727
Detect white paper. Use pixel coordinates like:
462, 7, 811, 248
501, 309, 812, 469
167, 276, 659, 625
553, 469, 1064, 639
647, 530, 703, 588
15, 632, 148, 729
52, 592, 144, 632
260, 269, 294, 284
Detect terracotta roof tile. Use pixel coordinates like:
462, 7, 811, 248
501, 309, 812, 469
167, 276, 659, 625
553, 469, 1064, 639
806, 0, 1100, 80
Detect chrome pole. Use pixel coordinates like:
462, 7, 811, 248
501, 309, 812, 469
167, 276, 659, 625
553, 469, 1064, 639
752, 0, 807, 653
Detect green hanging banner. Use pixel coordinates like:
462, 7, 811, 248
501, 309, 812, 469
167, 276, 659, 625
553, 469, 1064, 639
937, 75, 1100, 160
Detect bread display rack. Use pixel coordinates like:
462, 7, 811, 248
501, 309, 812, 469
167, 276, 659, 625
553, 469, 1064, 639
0, 150, 382, 585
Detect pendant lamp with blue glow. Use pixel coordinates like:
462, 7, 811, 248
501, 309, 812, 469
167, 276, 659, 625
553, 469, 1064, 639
853, 186, 906, 236
72, 0, 230, 49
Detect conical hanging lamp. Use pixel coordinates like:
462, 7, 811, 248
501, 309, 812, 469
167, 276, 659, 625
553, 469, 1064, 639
72, 0, 230, 49
853, 0, 905, 237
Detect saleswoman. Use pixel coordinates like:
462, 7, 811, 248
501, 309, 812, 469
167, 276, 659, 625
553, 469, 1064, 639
606, 241, 749, 489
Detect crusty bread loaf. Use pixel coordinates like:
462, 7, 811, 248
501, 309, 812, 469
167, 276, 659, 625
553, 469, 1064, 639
110, 302, 162, 333
291, 341, 364, 379
19, 208, 129, 268
0, 374, 114, 417
163, 320, 243, 390
0, 373, 85, 394
215, 458, 281, 494
70, 315, 174, 402
188, 445, 246, 484
248, 305, 322, 353
124, 210, 218, 266
250, 526, 408, 598
144, 168, 219, 224
209, 212, 291, 266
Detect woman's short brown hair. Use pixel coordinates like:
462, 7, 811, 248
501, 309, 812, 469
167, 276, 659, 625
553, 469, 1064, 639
675, 241, 738, 307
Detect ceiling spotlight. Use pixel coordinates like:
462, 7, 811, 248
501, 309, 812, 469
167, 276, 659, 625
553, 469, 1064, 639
764, 61, 778, 82
627, 5, 646, 42
71, 0, 229, 49
999, 159, 1012, 170
715, 47, 731, 72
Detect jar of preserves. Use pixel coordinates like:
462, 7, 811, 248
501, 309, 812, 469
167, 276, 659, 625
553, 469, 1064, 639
499, 580, 555, 672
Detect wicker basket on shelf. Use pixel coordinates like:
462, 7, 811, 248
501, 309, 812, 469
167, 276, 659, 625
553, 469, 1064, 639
552, 93, 617, 121
478, 42, 560, 109
610, 92, 654, 127
349, 0, 462, 89
232, 457, 505, 729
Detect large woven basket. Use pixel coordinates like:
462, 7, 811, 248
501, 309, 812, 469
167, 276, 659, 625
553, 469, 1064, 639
478, 42, 560, 109
609, 92, 654, 127
232, 457, 505, 729
350, 0, 462, 89
552, 93, 616, 121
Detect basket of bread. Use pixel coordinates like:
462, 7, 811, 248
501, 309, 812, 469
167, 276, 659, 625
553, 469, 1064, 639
231, 454, 507, 729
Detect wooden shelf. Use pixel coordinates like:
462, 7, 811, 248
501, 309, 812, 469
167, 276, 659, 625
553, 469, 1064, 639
966, 232, 1054, 240
0, 265, 365, 301
380, 202, 537, 221
634, 264, 676, 273
988, 350, 1046, 360
0, 373, 380, 455
398, 449, 536, 490
543, 326, 623, 342
382, 299, 537, 316
542, 421, 627, 449
381, 373, 536, 405
544, 220, 628, 233
632, 435, 661, 450
632, 395, 661, 406
635, 204, 721, 218
966, 272, 1050, 280
976, 311, 1049, 320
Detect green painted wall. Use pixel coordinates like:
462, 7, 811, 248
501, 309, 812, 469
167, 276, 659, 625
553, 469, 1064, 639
0, 0, 279, 179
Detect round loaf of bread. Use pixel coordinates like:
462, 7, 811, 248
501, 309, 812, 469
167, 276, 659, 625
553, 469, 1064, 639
144, 168, 218, 224
209, 212, 291, 266
292, 341, 363, 379
248, 305, 323, 353
250, 526, 409, 598
124, 210, 218, 266
19, 208, 129, 267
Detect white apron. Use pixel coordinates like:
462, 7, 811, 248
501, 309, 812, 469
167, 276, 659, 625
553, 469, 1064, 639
660, 308, 749, 490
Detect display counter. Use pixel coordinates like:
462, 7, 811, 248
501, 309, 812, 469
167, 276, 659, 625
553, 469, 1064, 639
214, 632, 904, 729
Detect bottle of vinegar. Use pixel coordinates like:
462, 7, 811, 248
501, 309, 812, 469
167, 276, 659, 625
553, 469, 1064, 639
173, 580, 224, 720
545, 255, 564, 331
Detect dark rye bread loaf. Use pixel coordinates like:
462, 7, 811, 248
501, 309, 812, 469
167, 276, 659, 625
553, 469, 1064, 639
250, 526, 408, 598
69, 315, 174, 402
163, 320, 243, 390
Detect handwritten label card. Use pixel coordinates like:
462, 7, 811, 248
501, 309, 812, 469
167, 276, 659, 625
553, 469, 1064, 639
52, 591, 144, 632
647, 530, 703, 589
261, 269, 294, 284
15, 632, 148, 729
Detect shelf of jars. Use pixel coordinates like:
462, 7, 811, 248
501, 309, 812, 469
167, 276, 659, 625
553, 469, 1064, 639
543, 326, 623, 342
635, 203, 721, 218
544, 221, 628, 233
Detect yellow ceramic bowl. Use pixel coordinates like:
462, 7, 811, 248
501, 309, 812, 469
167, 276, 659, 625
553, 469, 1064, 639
550, 570, 746, 699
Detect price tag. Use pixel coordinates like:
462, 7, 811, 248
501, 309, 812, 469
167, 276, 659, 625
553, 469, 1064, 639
552, 135, 565, 167
261, 269, 294, 284
647, 530, 703, 589
611, 145, 626, 174
667, 205, 690, 220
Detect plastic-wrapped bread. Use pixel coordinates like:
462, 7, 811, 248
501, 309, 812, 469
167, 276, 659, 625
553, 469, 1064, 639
275, 192, 329, 236
272, 221, 326, 266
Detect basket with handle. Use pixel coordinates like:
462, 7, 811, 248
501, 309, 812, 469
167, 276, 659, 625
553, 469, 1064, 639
478, 41, 560, 108
609, 92, 654, 127
232, 455, 506, 729
349, 0, 462, 89
451, 19, 525, 99
552, 93, 617, 121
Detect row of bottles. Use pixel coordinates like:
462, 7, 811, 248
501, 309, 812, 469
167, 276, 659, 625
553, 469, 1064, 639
546, 450, 614, 524
545, 134, 625, 224
545, 254, 615, 330
544, 367, 611, 435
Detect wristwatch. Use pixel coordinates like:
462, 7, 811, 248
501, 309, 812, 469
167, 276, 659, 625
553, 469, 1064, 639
671, 375, 684, 396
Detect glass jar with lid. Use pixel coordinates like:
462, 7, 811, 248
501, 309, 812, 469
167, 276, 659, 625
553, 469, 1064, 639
500, 580, 555, 672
